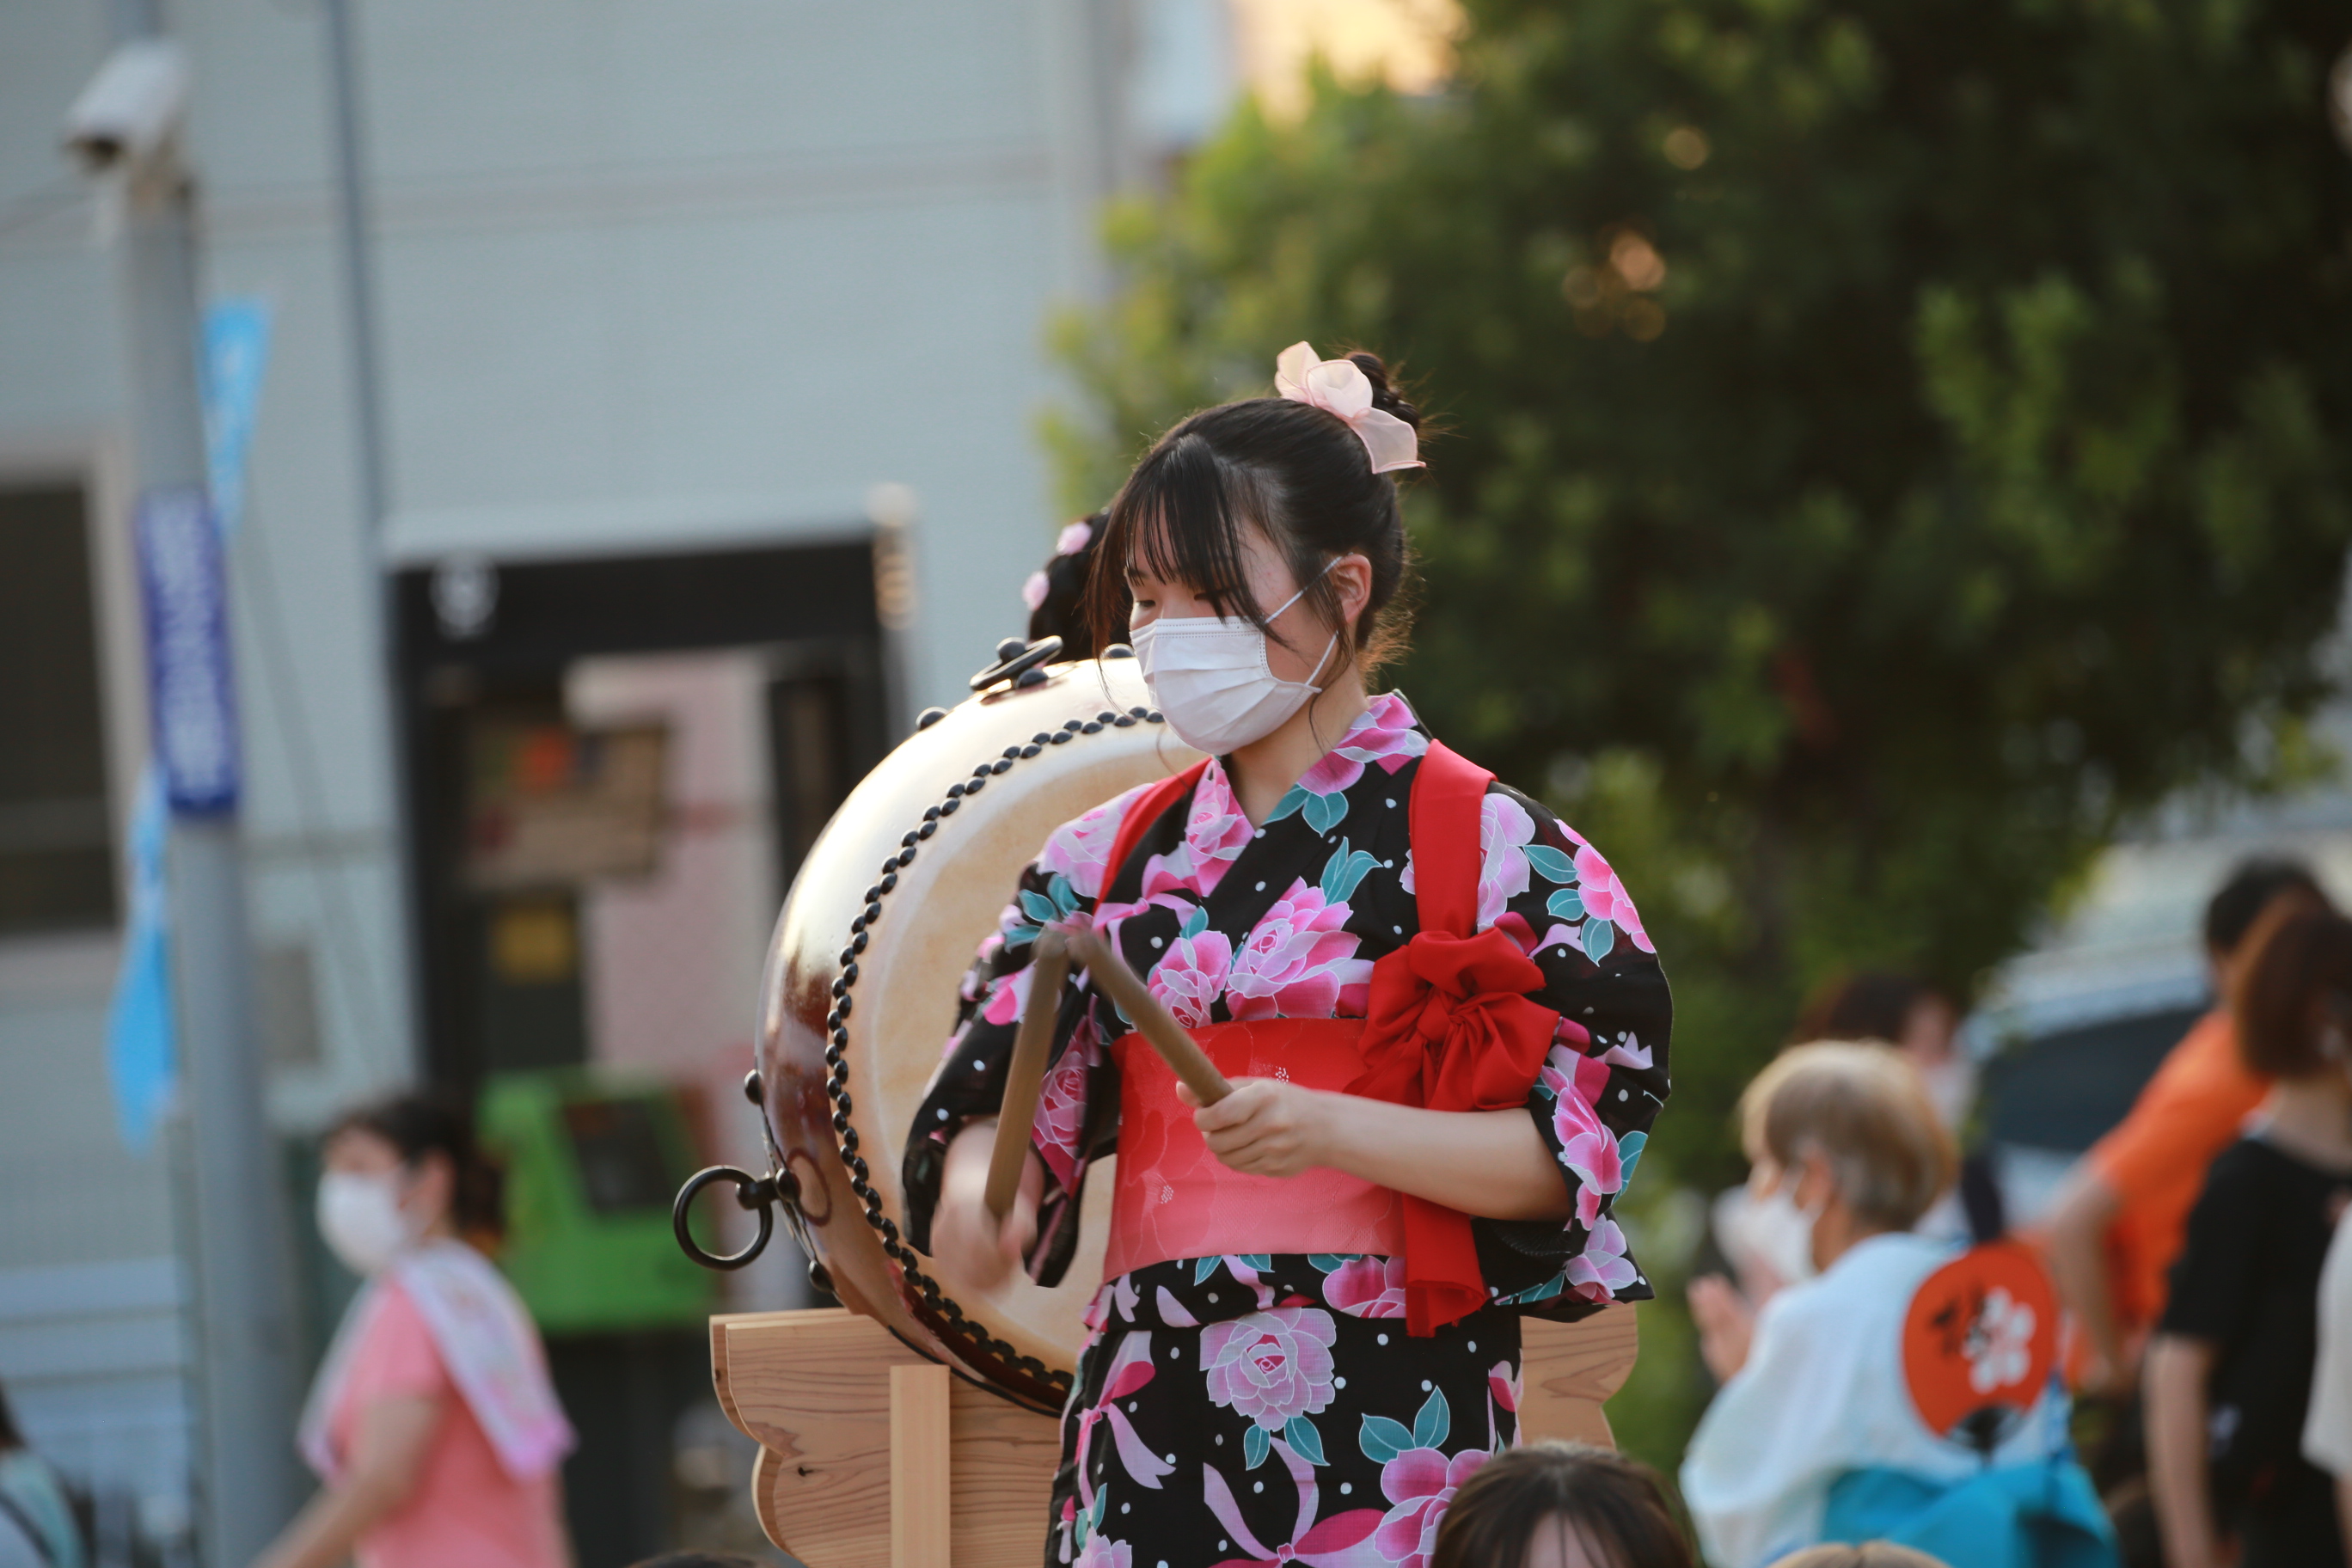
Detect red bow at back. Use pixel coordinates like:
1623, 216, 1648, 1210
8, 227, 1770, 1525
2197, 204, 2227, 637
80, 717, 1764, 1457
1348, 742, 1559, 1336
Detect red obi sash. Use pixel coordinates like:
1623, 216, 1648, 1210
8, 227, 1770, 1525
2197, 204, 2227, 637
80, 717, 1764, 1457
1104, 1019, 1405, 1279
1091, 739, 1560, 1336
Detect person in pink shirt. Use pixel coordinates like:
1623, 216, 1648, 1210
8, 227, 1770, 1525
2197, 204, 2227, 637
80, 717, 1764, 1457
253, 1094, 575, 1568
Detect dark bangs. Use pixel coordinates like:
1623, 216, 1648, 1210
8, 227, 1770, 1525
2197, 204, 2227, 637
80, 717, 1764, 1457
1086, 415, 1287, 651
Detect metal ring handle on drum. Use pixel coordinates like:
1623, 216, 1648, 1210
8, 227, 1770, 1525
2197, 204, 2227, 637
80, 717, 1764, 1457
672, 1164, 780, 1271
967, 634, 1063, 692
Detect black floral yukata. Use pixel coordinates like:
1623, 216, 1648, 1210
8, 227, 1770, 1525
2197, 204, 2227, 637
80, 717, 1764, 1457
903, 694, 1672, 1568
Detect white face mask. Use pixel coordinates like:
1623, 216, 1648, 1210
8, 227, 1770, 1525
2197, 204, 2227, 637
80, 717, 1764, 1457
316, 1171, 414, 1277
1131, 568, 1338, 756
1730, 1178, 1823, 1285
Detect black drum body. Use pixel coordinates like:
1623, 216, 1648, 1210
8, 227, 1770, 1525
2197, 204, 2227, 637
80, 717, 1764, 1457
757, 658, 1201, 1411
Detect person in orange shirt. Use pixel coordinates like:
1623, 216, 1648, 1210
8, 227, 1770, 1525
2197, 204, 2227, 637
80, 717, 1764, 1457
2043, 858, 2331, 1394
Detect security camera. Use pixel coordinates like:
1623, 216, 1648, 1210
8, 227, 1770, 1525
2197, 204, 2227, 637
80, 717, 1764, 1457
62, 40, 191, 174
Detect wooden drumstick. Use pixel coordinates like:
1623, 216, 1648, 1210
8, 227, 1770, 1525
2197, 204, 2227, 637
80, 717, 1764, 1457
985, 929, 1069, 1220
1066, 928, 1233, 1106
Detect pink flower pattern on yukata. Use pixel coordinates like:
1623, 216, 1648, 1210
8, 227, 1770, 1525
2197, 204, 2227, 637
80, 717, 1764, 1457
1200, 1308, 1339, 1430
1227, 880, 1374, 1021
1032, 1017, 1098, 1189
1543, 1045, 1624, 1227
980, 957, 1038, 1028
1566, 1216, 1638, 1302
1574, 844, 1654, 954
1475, 794, 1539, 931
1037, 785, 1146, 901
1071, 1534, 1130, 1568
1324, 1254, 1409, 1319
1295, 691, 1427, 795
1375, 1447, 1491, 1568
1159, 764, 1255, 898
1148, 930, 1232, 1029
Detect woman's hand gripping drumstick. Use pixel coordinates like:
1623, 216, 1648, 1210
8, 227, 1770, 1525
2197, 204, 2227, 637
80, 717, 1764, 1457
1069, 932, 1342, 1179
934, 932, 1067, 1291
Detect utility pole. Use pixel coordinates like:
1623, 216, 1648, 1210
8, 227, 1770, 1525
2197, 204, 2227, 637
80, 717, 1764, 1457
68, 3, 303, 1561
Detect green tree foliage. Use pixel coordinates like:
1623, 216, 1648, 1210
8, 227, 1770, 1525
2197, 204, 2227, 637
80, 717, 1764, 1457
1049, 0, 2352, 1468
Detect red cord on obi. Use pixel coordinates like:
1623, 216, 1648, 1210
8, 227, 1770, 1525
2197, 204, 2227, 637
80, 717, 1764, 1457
1349, 741, 1559, 1335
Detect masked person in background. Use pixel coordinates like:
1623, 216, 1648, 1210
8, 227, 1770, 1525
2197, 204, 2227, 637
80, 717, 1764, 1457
1706, 974, 1969, 1319
251, 1095, 575, 1568
1681, 1044, 2110, 1568
906, 343, 1672, 1566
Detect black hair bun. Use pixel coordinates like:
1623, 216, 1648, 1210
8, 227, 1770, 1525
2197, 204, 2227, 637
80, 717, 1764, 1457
1345, 351, 1421, 430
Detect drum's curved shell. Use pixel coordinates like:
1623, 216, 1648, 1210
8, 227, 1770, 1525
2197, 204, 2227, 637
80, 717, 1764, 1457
758, 659, 1201, 1411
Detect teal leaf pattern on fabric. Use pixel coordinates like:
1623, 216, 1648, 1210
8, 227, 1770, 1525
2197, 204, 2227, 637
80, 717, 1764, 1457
1412, 1388, 1449, 1450
1194, 1256, 1222, 1285
1235, 1253, 1272, 1271
1004, 924, 1038, 947
1496, 1275, 1567, 1306
1524, 844, 1577, 884
1302, 788, 1350, 834
1046, 871, 1080, 916
1019, 888, 1060, 926
1547, 887, 1587, 922
1244, 1424, 1271, 1470
1308, 1253, 1356, 1274
1359, 1415, 1414, 1464
1617, 1130, 1648, 1187
1319, 840, 1381, 903
1180, 903, 1210, 940
1582, 917, 1617, 963
1265, 787, 1308, 824
1284, 1414, 1327, 1466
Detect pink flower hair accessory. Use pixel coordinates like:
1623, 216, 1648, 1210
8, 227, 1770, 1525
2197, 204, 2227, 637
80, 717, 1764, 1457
1274, 341, 1424, 475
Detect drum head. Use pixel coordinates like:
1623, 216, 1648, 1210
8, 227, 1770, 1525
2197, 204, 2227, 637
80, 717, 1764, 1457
758, 658, 1201, 1409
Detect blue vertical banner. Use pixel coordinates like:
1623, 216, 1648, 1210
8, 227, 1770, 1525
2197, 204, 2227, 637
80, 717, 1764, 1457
107, 769, 179, 1148
135, 485, 242, 816
202, 299, 271, 539
107, 299, 273, 1149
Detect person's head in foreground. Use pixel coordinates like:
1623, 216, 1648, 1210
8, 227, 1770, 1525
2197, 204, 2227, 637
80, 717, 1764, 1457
1738, 1042, 1956, 1281
1764, 1545, 1950, 1568
1430, 1442, 1692, 1568
317, 1091, 504, 1273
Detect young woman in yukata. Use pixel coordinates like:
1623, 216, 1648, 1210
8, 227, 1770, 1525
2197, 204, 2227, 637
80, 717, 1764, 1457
903, 344, 1673, 1568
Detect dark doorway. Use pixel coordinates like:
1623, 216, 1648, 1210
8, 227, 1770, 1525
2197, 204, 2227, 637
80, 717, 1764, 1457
395, 537, 890, 1093
393, 536, 889, 1568
0, 482, 115, 937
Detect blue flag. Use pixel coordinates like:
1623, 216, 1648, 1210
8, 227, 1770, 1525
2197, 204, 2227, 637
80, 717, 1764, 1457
106, 298, 273, 1149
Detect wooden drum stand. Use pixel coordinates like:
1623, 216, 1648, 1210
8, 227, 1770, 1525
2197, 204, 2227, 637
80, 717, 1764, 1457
707, 1303, 1638, 1568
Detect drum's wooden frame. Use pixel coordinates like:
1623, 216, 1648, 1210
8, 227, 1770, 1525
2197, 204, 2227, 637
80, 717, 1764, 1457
712, 1304, 1639, 1568
763, 661, 1201, 1413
